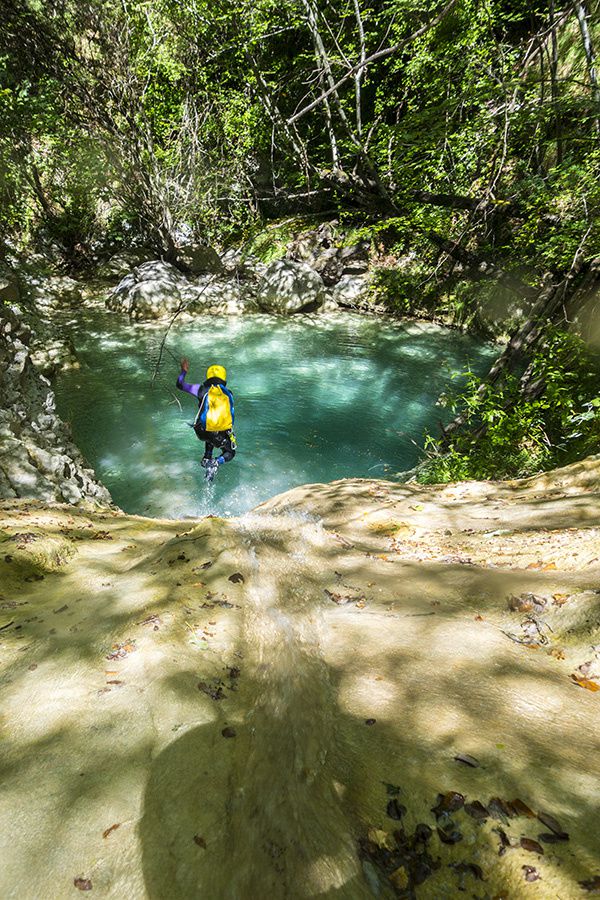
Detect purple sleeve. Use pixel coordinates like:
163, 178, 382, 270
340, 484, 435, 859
176, 369, 201, 397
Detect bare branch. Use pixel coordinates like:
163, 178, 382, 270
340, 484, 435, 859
287, 0, 460, 125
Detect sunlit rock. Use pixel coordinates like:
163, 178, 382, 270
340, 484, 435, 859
108, 260, 186, 320
257, 258, 325, 314
331, 274, 370, 308
0, 306, 111, 505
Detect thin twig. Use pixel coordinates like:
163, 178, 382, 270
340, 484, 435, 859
151, 275, 217, 384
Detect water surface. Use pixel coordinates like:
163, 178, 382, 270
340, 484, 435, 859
54, 312, 495, 517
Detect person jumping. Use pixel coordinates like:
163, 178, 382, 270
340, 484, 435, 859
176, 358, 236, 482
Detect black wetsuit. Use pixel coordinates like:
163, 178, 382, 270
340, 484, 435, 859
176, 371, 236, 464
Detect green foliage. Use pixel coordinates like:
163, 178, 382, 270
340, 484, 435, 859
420, 329, 600, 483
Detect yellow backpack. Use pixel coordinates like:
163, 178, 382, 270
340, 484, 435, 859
202, 384, 233, 432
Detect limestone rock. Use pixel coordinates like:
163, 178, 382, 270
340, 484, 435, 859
21, 274, 83, 311
186, 277, 255, 316
178, 243, 224, 275
108, 260, 186, 321
97, 249, 154, 278
331, 274, 370, 308
0, 305, 112, 505
257, 259, 325, 315
221, 249, 267, 280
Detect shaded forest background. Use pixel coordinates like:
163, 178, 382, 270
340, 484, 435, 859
1, 0, 600, 480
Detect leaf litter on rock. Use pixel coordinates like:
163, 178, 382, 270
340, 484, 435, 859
431, 791, 465, 817
465, 801, 489, 821
537, 811, 568, 839
454, 752, 480, 767
520, 837, 544, 854
197, 680, 226, 701
570, 674, 600, 692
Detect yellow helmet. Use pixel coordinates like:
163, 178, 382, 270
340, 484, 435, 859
206, 364, 227, 382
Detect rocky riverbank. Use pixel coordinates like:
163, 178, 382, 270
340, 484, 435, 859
0, 303, 111, 505
1, 456, 600, 897
105, 223, 370, 321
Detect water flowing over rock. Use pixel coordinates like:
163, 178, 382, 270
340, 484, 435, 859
256, 258, 325, 314
0, 306, 111, 505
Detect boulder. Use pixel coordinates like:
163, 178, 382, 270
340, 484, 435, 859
257, 259, 325, 315
97, 249, 154, 278
178, 243, 224, 275
21, 274, 83, 311
186, 277, 255, 316
221, 249, 267, 280
108, 260, 187, 321
331, 274, 370, 308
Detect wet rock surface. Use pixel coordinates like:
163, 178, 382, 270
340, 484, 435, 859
1, 457, 600, 897
0, 305, 111, 505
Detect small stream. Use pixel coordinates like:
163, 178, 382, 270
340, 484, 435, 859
54, 312, 495, 518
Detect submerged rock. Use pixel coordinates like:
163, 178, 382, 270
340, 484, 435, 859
256, 258, 325, 314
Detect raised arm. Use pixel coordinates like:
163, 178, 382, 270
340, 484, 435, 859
176, 357, 201, 398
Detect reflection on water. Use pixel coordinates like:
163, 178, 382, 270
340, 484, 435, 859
54, 312, 495, 518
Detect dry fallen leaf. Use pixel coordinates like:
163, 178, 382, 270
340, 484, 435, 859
454, 753, 480, 768
511, 799, 536, 818
537, 811, 568, 839
570, 675, 600, 692
520, 837, 544, 854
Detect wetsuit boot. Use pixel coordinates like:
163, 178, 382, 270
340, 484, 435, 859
205, 459, 219, 483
